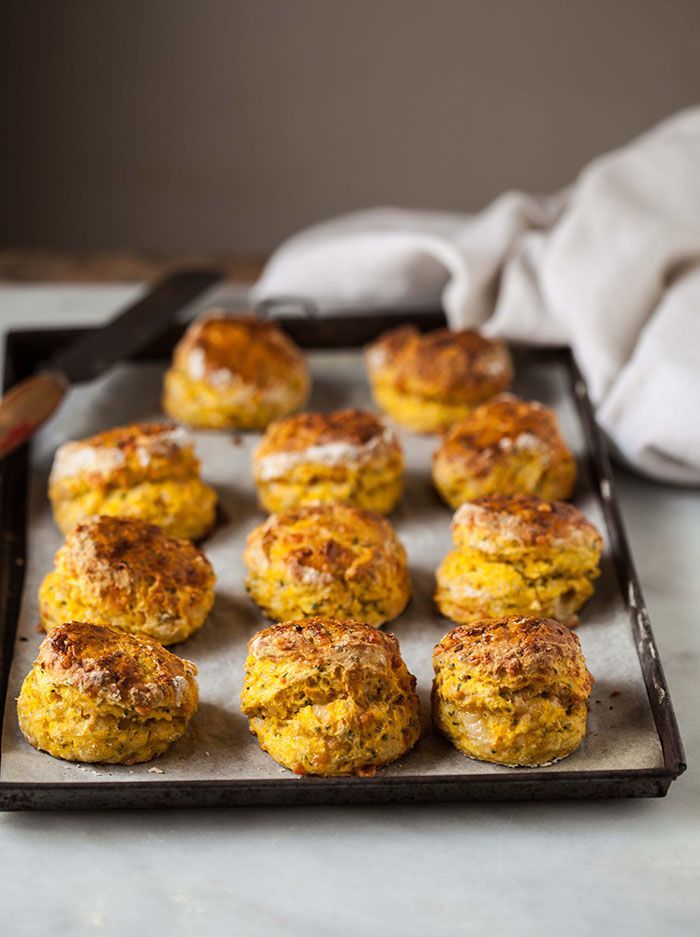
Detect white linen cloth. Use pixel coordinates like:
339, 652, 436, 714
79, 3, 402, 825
252, 108, 700, 484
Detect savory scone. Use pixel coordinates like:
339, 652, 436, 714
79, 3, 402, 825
162, 312, 310, 429
435, 494, 603, 627
244, 503, 411, 626
17, 621, 199, 764
241, 617, 421, 776
253, 409, 404, 514
39, 516, 215, 645
432, 615, 594, 766
48, 422, 217, 540
365, 324, 513, 433
432, 394, 577, 508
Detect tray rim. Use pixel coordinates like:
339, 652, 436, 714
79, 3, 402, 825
0, 313, 687, 810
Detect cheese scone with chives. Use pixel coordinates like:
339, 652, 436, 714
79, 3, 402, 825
39, 516, 215, 645
432, 394, 577, 508
18, 621, 199, 765
365, 325, 513, 433
253, 409, 404, 514
245, 503, 410, 626
241, 618, 421, 776
49, 422, 217, 540
435, 493, 603, 627
163, 312, 310, 429
433, 616, 593, 766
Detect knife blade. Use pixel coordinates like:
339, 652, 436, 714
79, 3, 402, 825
0, 268, 222, 458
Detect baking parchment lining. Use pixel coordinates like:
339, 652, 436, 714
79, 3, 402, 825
1, 350, 663, 783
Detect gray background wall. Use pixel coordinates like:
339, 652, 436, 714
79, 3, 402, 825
1, 0, 699, 253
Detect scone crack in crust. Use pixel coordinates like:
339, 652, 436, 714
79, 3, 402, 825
36, 622, 198, 713
365, 325, 513, 403
241, 619, 421, 776
254, 409, 400, 482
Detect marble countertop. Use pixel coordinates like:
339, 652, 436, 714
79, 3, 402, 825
0, 285, 697, 937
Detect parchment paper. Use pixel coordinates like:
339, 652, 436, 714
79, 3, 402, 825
1, 350, 664, 783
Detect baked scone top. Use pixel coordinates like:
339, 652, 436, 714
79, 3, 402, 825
34, 621, 198, 714
366, 325, 512, 401
434, 615, 593, 688
254, 409, 401, 477
435, 394, 572, 469
50, 422, 199, 490
55, 515, 214, 597
247, 617, 406, 671
453, 493, 603, 553
172, 312, 307, 389
246, 503, 405, 583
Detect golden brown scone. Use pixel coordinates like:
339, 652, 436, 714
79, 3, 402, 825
48, 422, 217, 540
244, 503, 411, 626
432, 615, 593, 766
17, 621, 199, 764
162, 312, 310, 429
435, 494, 603, 627
365, 324, 513, 433
39, 516, 216, 645
253, 408, 404, 514
241, 618, 421, 776
432, 394, 577, 508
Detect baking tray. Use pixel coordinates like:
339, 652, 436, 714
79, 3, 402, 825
0, 311, 686, 809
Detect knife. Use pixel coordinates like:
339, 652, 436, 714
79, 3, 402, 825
0, 268, 222, 459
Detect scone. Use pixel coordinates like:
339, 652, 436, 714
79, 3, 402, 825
365, 324, 513, 433
17, 621, 199, 764
432, 394, 577, 508
241, 618, 421, 776
163, 312, 310, 429
39, 516, 216, 645
253, 409, 404, 514
244, 503, 411, 626
435, 494, 603, 626
48, 422, 217, 540
432, 615, 594, 766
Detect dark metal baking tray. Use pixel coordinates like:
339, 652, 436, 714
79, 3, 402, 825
0, 310, 686, 809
